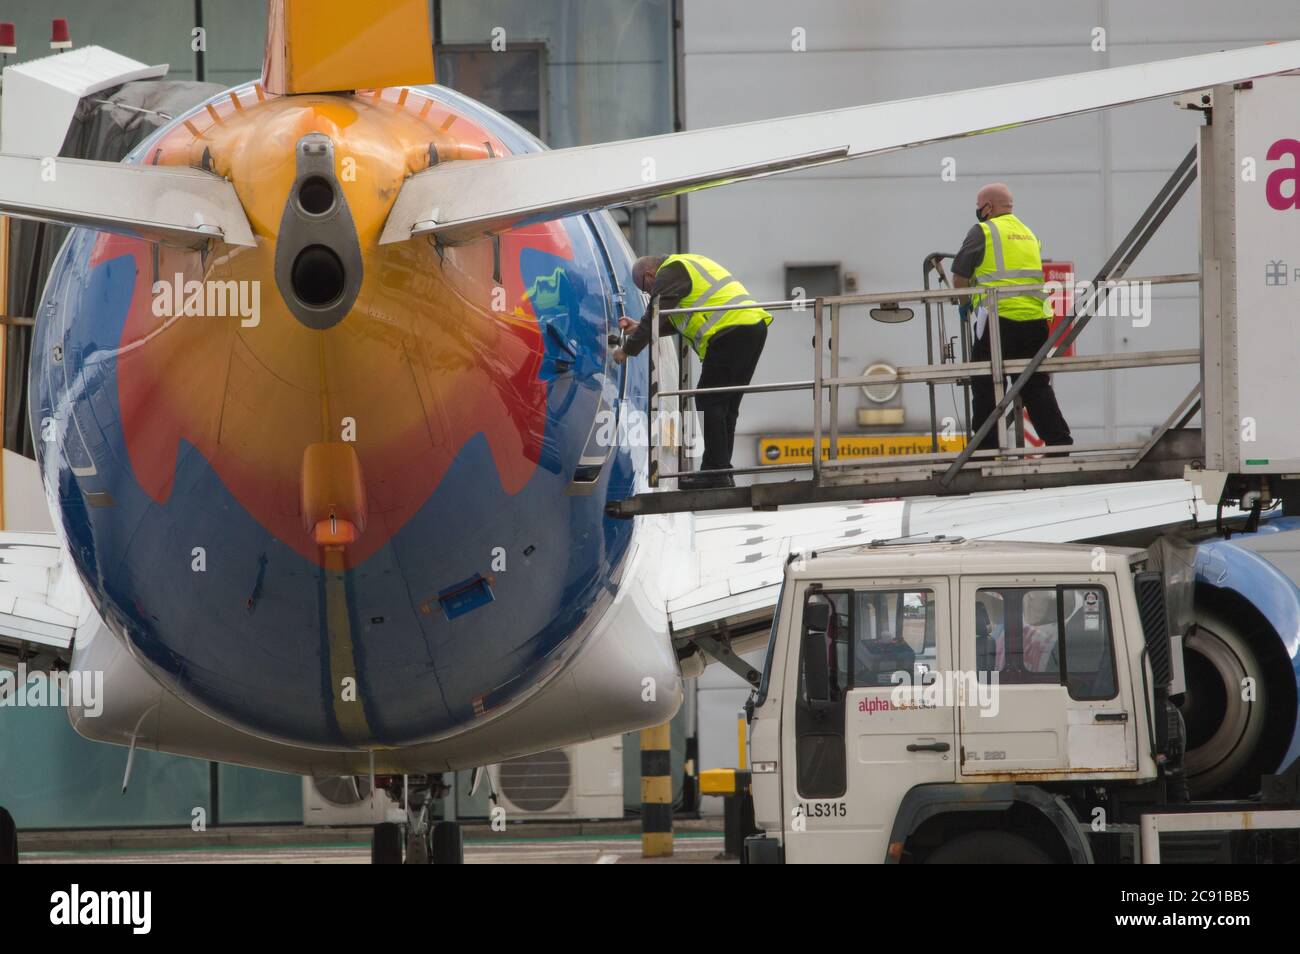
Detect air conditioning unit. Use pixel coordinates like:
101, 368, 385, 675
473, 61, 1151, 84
488, 736, 624, 820
302, 775, 402, 826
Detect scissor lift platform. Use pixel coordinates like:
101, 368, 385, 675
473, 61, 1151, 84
609, 429, 1204, 518
610, 77, 1300, 522
607, 264, 1206, 519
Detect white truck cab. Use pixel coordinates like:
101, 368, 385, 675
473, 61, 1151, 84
743, 537, 1300, 864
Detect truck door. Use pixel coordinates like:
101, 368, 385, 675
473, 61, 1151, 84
957, 577, 1137, 778
785, 581, 956, 864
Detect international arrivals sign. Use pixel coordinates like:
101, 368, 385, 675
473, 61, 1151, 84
758, 434, 966, 465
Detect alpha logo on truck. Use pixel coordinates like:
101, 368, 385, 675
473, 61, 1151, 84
1266, 138, 1300, 209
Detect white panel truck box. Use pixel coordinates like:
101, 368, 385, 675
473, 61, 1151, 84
742, 538, 1300, 864
1202, 74, 1300, 502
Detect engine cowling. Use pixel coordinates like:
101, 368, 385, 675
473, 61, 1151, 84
1182, 523, 1300, 797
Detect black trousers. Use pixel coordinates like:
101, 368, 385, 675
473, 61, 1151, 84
970, 317, 1072, 452
695, 322, 768, 471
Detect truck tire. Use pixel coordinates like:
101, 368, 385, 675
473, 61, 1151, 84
924, 831, 1053, 864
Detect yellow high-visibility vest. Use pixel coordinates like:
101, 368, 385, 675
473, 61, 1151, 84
661, 253, 772, 357
972, 213, 1047, 322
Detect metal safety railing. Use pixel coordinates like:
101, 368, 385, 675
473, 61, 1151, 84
606, 147, 1206, 516
640, 270, 1203, 492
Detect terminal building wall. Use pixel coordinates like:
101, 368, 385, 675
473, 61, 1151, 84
681, 0, 1300, 469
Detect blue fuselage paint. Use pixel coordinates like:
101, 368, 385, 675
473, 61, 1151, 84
30, 85, 649, 749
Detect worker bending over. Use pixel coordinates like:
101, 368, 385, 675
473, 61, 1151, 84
613, 254, 772, 488
952, 183, 1072, 453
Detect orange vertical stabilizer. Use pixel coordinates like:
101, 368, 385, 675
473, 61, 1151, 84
262, 0, 435, 96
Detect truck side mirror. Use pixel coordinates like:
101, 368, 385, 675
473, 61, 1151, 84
804, 602, 832, 633
802, 602, 833, 702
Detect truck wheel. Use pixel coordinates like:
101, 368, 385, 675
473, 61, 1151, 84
924, 831, 1052, 864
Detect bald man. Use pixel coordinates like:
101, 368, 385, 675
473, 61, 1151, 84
952, 183, 1072, 453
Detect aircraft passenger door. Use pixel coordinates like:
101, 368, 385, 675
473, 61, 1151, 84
957, 577, 1137, 779
566, 215, 622, 491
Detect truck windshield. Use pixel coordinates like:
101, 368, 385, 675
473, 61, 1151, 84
755, 576, 787, 707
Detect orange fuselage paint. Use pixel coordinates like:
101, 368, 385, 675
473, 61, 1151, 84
105, 86, 571, 567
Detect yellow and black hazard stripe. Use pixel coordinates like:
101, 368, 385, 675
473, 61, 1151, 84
640, 723, 672, 857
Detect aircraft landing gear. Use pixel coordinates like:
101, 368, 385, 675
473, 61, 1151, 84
429, 821, 464, 864
371, 821, 403, 864
1, 807, 17, 864
404, 824, 429, 864
369, 775, 462, 864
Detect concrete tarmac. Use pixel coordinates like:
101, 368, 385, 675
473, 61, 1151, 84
21, 831, 733, 864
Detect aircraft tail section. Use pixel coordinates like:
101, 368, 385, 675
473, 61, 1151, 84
261, 0, 434, 96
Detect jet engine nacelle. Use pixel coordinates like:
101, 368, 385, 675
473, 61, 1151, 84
1183, 521, 1300, 797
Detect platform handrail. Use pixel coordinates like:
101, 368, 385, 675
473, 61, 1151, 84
644, 270, 1200, 490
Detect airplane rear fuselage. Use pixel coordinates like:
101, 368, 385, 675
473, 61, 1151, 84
32, 82, 659, 752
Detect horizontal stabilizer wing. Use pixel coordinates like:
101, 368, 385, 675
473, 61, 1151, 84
671, 482, 1224, 674
0, 155, 256, 248
381, 144, 850, 244
382, 40, 1300, 245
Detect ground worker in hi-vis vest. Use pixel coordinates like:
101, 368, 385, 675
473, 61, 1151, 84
952, 182, 1072, 454
614, 253, 772, 489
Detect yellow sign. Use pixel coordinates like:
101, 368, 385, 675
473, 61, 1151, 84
758, 434, 966, 465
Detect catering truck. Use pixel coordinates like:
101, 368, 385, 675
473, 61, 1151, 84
742, 537, 1300, 863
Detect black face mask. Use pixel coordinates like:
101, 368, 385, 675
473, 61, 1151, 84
975, 205, 990, 223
